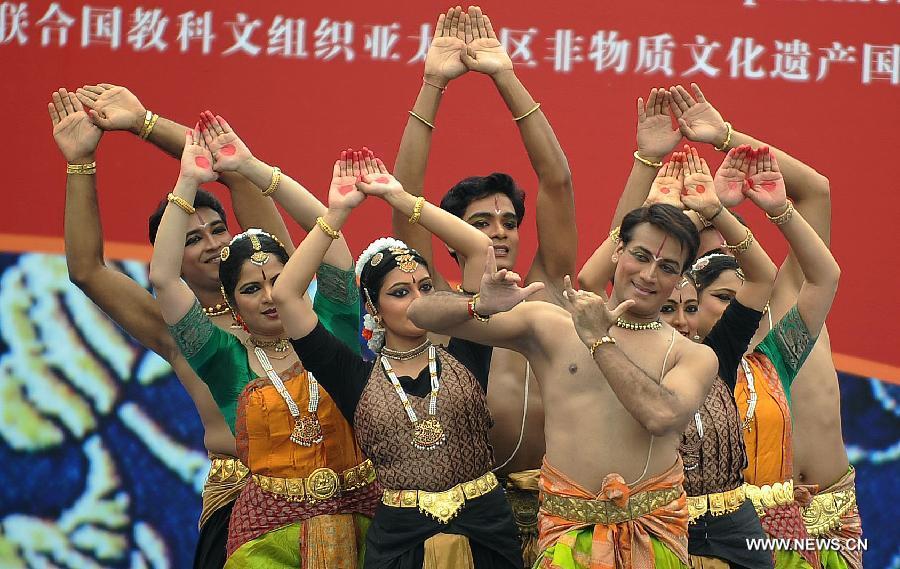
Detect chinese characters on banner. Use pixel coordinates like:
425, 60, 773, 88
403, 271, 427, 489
0, 2, 898, 84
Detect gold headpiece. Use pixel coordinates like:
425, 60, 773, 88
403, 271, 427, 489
249, 234, 270, 266
220, 246, 230, 262
370, 252, 383, 267
389, 247, 418, 273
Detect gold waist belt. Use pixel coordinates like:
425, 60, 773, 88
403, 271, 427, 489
802, 487, 856, 536
207, 454, 250, 483
382, 471, 498, 524
540, 486, 682, 525
252, 459, 376, 503
687, 485, 746, 523
744, 480, 794, 517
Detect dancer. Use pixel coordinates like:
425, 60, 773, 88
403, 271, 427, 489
272, 153, 523, 568
150, 127, 376, 566
409, 203, 719, 568
392, 8, 576, 564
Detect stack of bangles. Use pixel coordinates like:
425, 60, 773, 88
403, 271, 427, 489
138, 110, 159, 140
66, 161, 96, 175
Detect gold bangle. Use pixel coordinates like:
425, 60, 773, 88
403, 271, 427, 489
137, 110, 152, 138
589, 335, 617, 356
66, 161, 97, 175
609, 226, 621, 243
468, 294, 491, 322
409, 196, 425, 225
714, 122, 733, 152
633, 151, 663, 168
513, 102, 541, 122
140, 112, 159, 140
766, 199, 794, 226
724, 228, 754, 255
316, 216, 340, 240
422, 78, 446, 93
262, 167, 282, 196
408, 110, 435, 129
167, 192, 196, 215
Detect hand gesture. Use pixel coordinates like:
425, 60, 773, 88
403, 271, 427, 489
744, 147, 787, 216
461, 7, 513, 76
562, 276, 634, 346
423, 7, 468, 87
645, 153, 685, 209
680, 146, 720, 219
713, 145, 752, 207
328, 150, 366, 211
48, 88, 102, 162
179, 126, 218, 184
474, 247, 545, 315
636, 88, 681, 159
75, 84, 146, 134
669, 84, 729, 147
198, 111, 252, 172
355, 148, 404, 200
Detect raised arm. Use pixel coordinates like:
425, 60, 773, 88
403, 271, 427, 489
358, 151, 492, 292
461, 7, 576, 289
272, 155, 367, 339
561, 277, 717, 435
682, 146, 776, 311
392, 7, 468, 290
148, 127, 219, 324
75, 84, 292, 247
742, 148, 840, 335
578, 153, 684, 294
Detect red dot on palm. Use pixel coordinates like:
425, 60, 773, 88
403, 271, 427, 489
696, 185, 706, 194
375, 176, 390, 184
760, 181, 777, 191
220, 144, 236, 156
338, 185, 355, 195
195, 156, 210, 169
727, 181, 742, 191
660, 187, 670, 194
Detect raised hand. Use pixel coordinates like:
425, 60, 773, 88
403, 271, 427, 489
744, 147, 788, 216
355, 149, 403, 200
636, 88, 681, 159
669, 83, 729, 147
562, 275, 634, 346
198, 111, 252, 172
680, 146, 720, 219
75, 84, 146, 134
328, 150, 366, 210
460, 7, 513, 76
714, 145, 752, 207
645, 153, 685, 209
179, 126, 218, 184
48, 88, 102, 162
474, 247, 545, 315
423, 6, 468, 87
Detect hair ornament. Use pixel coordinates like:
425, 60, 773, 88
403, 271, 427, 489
355, 237, 411, 276
690, 253, 732, 274
220, 246, 230, 262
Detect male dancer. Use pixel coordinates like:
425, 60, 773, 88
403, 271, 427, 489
409, 204, 719, 567
392, 10, 576, 563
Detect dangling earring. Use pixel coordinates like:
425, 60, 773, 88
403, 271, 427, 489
611, 254, 619, 263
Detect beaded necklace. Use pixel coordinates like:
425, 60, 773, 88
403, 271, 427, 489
253, 347, 323, 446
380, 345, 446, 451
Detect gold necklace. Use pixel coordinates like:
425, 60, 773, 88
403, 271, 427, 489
615, 317, 662, 331
249, 336, 290, 353
381, 339, 432, 361
203, 303, 231, 317
380, 346, 446, 451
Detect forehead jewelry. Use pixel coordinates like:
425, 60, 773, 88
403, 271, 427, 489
249, 234, 270, 266
389, 247, 418, 273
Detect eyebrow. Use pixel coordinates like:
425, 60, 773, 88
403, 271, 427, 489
387, 277, 431, 290
710, 287, 738, 294
467, 211, 517, 220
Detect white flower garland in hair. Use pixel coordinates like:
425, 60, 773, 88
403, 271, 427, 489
691, 253, 732, 273
355, 237, 411, 277
362, 312, 385, 353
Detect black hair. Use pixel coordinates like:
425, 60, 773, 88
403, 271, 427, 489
439, 173, 526, 224
698, 209, 748, 258
691, 254, 741, 295
218, 232, 289, 306
359, 247, 430, 310
619, 204, 700, 273
148, 189, 228, 244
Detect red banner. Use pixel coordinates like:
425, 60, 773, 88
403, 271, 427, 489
2, 0, 898, 375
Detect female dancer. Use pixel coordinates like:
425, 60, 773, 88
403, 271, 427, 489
149, 125, 377, 567
272, 152, 524, 568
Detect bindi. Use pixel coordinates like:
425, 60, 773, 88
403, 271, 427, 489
195, 156, 211, 169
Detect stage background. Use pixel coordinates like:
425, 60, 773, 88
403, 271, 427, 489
1, 1, 898, 567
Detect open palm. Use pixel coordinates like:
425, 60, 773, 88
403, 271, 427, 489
424, 8, 467, 84
462, 8, 512, 76
76, 84, 146, 133
714, 146, 749, 207
49, 89, 102, 162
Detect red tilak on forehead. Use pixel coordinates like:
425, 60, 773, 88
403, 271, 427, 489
195, 211, 207, 225
654, 234, 669, 259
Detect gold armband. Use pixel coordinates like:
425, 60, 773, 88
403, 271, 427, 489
139, 111, 159, 140
316, 216, 340, 240
633, 151, 663, 168
724, 228, 755, 255
408, 110, 435, 130
766, 200, 794, 226
167, 192, 196, 215
66, 161, 96, 175
468, 294, 491, 322
513, 102, 541, 122
609, 226, 621, 243
589, 336, 616, 356
714, 122, 733, 152
262, 167, 282, 196
409, 196, 425, 225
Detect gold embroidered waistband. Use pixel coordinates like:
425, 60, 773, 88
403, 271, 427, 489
802, 487, 856, 536
252, 459, 376, 503
744, 480, 794, 517
382, 471, 498, 524
207, 454, 250, 484
687, 485, 746, 523
540, 486, 683, 525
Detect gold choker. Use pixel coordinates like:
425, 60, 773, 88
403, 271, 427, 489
616, 318, 662, 331
381, 340, 433, 361
250, 336, 290, 353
